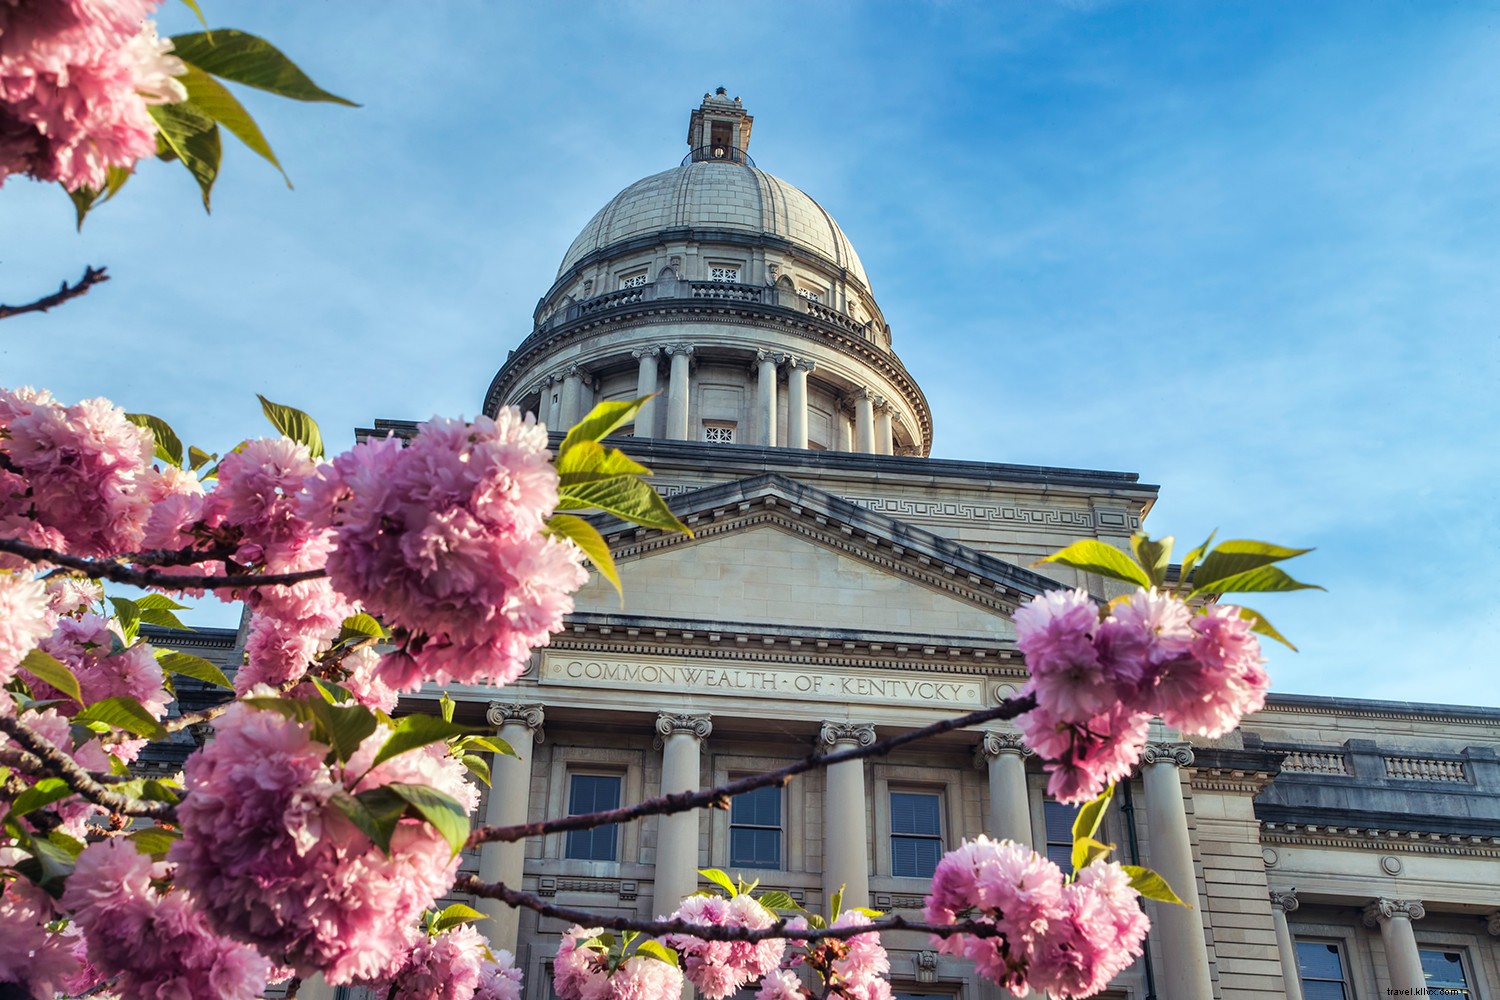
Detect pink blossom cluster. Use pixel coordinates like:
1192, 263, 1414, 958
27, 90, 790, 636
0, 0, 186, 191
0, 876, 80, 997
303, 410, 587, 692
378, 924, 523, 1000
818, 912, 891, 1000
666, 894, 786, 998
0, 570, 50, 687
553, 925, 686, 1000
1014, 588, 1268, 802
925, 837, 1148, 998
172, 699, 476, 984
61, 838, 272, 1000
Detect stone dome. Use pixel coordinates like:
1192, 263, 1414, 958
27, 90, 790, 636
557, 161, 872, 294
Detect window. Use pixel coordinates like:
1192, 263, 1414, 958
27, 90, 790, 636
1295, 941, 1351, 1000
890, 792, 942, 878
729, 785, 781, 870
1420, 950, 1472, 996
1043, 800, 1079, 874
704, 424, 735, 444
797, 287, 822, 303
565, 774, 621, 861
709, 265, 740, 282
619, 271, 648, 289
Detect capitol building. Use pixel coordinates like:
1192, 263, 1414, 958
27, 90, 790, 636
289, 91, 1499, 999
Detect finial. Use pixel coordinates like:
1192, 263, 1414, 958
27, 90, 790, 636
715, 86, 727, 96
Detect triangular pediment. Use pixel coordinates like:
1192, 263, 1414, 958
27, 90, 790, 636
571, 474, 1073, 640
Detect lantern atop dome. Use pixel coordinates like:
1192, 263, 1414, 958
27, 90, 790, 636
686, 87, 754, 165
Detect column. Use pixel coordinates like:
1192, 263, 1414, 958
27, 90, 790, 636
633, 348, 660, 438
654, 713, 713, 914
819, 722, 875, 910
855, 390, 876, 453
559, 366, 585, 428
1141, 743, 1214, 1000
974, 731, 1033, 846
476, 703, 544, 953
756, 350, 779, 446
664, 345, 693, 440
546, 374, 563, 430
1362, 898, 1426, 994
875, 400, 894, 456
1269, 890, 1304, 1000
834, 400, 852, 452
786, 357, 813, 449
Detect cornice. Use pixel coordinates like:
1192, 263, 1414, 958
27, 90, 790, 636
1260, 693, 1500, 728
1260, 821, 1500, 859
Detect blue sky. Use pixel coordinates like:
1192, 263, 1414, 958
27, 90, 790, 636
4, 1, 1496, 704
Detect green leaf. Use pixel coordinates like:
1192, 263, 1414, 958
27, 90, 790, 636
460, 753, 492, 787
124, 412, 185, 466
140, 779, 182, 804
1071, 784, 1114, 843
830, 885, 845, 921
128, 825, 182, 858
308, 700, 378, 763
555, 439, 651, 488
158, 651, 233, 690
65, 169, 129, 229
176, 0, 207, 27
699, 868, 737, 896
7, 778, 72, 820
1129, 533, 1173, 589
139, 608, 190, 631
179, 63, 291, 186
1192, 540, 1313, 592
335, 787, 405, 854
19, 650, 82, 705
32, 830, 85, 884
243, 695, 319, 726
135, 594, 190, 612
458, 735, 517, 758
558, 398, 648, 456
73, 696, 167, 741
188, 445, 215, 472
1035, 540, 1151, 589
432, 903, 489, 933
1071, 835, 1112, 873
1178, 530, 1216, 589
370, 714, 476, 770
546, 513, 622, 599
256, 394, 324, 459
556, 476, 688, 534
169, 30, 358, 105
148, 101, 221, 210
1122, 865, 1189, 907
848, 907, 884, 918
337, 612, 388, 644
633, 940, 679, 966
387, 783, 470, 855
310, 677, 356, 705
755, 891, 800, 912
109, 596, 141, 644
439, 692, 455, 724
1234, 606, 1298, 651
1191, 564, 1323, 598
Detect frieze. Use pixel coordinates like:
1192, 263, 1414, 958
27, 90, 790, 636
842, 495, 1100, 529
1261, 821, 1500, 859
539, 653, 986, 709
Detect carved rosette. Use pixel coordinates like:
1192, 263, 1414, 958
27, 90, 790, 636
1269, 890, 1300, 914
819, 722, 876, 751
654, 712, 713, 749
1141, 742, 1195, 768
1487, 911, 1500, 937
974, 730, 1032, 768
1362, 898, 1426, 927
487, 702, 546, 744
914, 950, 939, 984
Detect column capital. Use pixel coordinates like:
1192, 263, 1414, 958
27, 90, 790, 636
1269, 889, 1300, 914
486, 702, 545, 743
1142, 742, 1195, 768
974, 730, 1032, 766
631, 346, 661, 360
654, 712, 712, 748
562, 363, 589, 380
790, 357, 816, 373
855, 387, 877, 401
819, 721, 876, 750
664, 343, 695, 357
1362, 898, 1426, 927
756, 349, 779, 364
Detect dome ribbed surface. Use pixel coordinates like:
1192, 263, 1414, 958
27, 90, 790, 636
557, 161, 869, 289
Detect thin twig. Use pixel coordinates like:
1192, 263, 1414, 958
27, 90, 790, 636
452, 877, 1002, 943
467, 694, 1036, 848
0, 713, 175, 820
0, 265, 109, 321
0, 537, 325, 589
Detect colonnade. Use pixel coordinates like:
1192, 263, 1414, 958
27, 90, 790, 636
533, 344, 903, 454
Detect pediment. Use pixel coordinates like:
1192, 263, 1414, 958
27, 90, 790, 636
572, 474, 1074, 639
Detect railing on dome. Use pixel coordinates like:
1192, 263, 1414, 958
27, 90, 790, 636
682, 145, 756, 167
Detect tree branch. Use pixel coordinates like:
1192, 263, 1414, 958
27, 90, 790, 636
467, 694, 1036, 848
453, 877, 1002, 943
0, 265, 109, 321
0, 537, 325, 589
0, 713, 175, 820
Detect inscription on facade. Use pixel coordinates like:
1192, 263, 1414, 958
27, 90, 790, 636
539, 654, 984, 708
